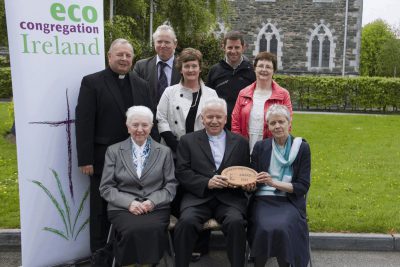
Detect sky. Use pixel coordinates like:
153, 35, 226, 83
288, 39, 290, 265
362, 0, 400, 26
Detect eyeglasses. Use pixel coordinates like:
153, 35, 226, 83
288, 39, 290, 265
256, 65, 274, 70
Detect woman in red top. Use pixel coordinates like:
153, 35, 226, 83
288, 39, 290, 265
231, 52, 292, 152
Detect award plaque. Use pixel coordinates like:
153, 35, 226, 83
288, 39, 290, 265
221, 166, 257, 186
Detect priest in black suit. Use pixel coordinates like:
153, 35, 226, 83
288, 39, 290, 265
174, 98, 252, 267
133, 24, 181, 105
75, 38, 154, 253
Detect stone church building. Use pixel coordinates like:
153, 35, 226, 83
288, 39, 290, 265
223, 0, 363, 75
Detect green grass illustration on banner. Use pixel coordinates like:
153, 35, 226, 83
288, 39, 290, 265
31, 168, 89, 241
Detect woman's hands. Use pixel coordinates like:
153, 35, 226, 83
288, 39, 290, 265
256, 172, 275, 186
256, 171, 294, 193
129, 200, 155, 215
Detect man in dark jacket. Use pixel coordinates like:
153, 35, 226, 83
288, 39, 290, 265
206, 31, 256, 130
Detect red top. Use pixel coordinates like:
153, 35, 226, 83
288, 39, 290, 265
231, 80, 293, 139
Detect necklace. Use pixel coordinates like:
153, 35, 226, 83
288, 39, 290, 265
191, 88, 201, 108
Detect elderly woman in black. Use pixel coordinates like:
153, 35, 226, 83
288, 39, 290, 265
247, 104, 311, 267
100, 106, 177, 267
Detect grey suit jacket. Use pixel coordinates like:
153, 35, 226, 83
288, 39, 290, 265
133, 55, 181, 104
100, 137, 178, 211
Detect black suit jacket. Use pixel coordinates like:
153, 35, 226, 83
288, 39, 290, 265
75, 68, 154, 175
251, 136, 311, 218
175, 129, 250, 214
134, 55, 181, 104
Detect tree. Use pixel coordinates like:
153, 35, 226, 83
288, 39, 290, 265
155, 0, 230, 39
360, 19, 397, 77
378, 38, 400, 77
104, 0, 230, 46
0, 0, 7, 47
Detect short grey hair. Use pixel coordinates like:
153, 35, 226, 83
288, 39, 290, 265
126, 106, 154, 124
152, 24, 177, 43
266, 104, 291, 122
201, 98, 227, 115
108, 38, 134, 54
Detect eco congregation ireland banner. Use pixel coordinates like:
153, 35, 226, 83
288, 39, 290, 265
5, 0, 104, 266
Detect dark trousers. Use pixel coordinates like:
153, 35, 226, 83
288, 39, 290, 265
173, 198, 247, 267
171, 185, 210, 255
90, 172, 110, 252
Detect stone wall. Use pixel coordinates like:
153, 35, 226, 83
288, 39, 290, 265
227, 0, 362, 75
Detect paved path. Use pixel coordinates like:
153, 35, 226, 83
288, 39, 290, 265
2, 249, 400, 267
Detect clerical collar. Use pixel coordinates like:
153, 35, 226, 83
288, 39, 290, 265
109, 67, 127, 79
207, 129, 226, 141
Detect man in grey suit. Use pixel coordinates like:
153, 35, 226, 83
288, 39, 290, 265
134, 24, 181, 106
174, 98, 251, 267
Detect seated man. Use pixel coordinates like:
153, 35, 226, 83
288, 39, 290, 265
173, 98, 251, 267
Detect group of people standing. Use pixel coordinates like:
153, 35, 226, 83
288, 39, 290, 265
75, 24, 311, 267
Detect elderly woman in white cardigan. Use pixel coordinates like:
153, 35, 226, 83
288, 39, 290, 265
100, 105, 177, 267
156, 48, 218, 153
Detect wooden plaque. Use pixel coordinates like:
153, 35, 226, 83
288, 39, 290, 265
221, 166, 257, 186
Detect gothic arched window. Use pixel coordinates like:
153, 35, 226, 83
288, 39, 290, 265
255, 22, 283, 69
307, 24, 334, 70
270, 35, 278, 55
322, 36, 330, 67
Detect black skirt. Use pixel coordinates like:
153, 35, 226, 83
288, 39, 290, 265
247, 196, 310, 267
108, 208, 170, 265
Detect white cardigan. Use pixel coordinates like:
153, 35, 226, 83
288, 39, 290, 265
156, 81, 218, 139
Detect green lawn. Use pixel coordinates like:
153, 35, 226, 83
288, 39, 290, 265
0, 102, 19, 228
0, 102, 399, 233
292, 113, 400, 234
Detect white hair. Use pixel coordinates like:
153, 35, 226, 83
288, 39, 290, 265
201, 98, 227, 115
266, 104, 291, 122
152, 24, 177, 43
126, 106, 154, 124
108, 38, 134, 54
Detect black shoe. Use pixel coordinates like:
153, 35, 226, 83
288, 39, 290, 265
90, 244, 113, 267
191, 252, 202, 262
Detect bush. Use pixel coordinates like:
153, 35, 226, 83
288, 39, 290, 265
0, 67, 12, 99
174, 34, 224, 80
274, 75, 400, 113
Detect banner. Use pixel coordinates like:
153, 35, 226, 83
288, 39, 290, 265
5, 1, 104, 266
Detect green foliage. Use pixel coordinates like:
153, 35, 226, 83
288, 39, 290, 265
0, 67, 12, 98
360, 20, 398, 77
378, 38, 400, 77
0, 55, 9, 67
105, 0, 230, 46
0, 0, 7, 47
274, 75, 400, 112
104, 15, 143, 59
159, 0, 227, 39
31, 169, 90, 240
177, 34, 224, 80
